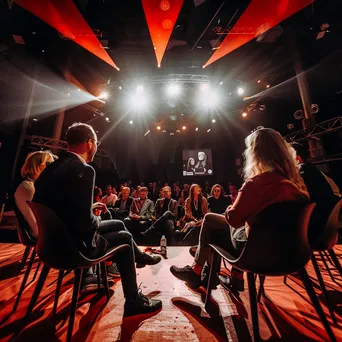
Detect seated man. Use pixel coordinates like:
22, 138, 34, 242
101, 185, 117, 207
124, 187, 154, 238
33, 122, 162, 316
140, 186, 178, 244
110, 186, 133, 220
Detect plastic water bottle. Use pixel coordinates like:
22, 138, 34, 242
160, 235, 167, 256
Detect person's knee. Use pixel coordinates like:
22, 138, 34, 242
119, 230, 133, 244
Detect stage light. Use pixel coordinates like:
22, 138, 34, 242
136, 85, 144, 93
33, 118, 38, 121
242, 112, 247, 117
67, 93, 70, 96
131, 92, 148, 109
212, 119, 216, 123
105, 117, 110, 122
181, 113, 184, 116
167, 83, 181, 96
99, 91, 109, 99
200, 84, 209, 91
157, 126, 161, 130
237, 87, 244, 95
219, 82, 223, 85
158, 64, 161, 68
129, 120, 133, 124
200, 90, 219, 107
119, 86, 122, 90
77, 88, 81, 92
170, 132, 174, 136
207, 128, 211, 132
176, 130, 180, 133
144, 130, 150, 136
195, 127, 199, 131
257, 80, 261, 83
266, 84, 270, 88
182, 126, 186, 130
162, 130, 167, 133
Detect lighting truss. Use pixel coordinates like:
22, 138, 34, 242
284, 116, 342, 143
27, 135, 110, 158
99, 74, 246, 90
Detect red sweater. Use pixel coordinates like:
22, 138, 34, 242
225, 171, 310, 234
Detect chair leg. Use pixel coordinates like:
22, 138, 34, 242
298, 267, 336, 342
97, 264, 101, 295
247, 272, 260, 342
67, 268, 83, 342
13, 249, 36, 312
100, 262, 110, 300
20, 246, 31, 270
283, 275, 287, 284
22, 264, 50, 327
320, 251, 335, 282
53, 270, 64, 315
327, 249, 342, 278
257, 275, 265, 303
204, 251, 221, 314
311, 254, 337, 324
32, 260, 41, 282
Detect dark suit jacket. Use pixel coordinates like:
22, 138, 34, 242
33, 152, 103, 256
113, 196, 133, 218
154, 197, 178, 219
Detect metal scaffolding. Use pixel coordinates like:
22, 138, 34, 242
284, 116, 342, 142
27, 135, 110, 158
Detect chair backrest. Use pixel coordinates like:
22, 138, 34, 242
313, 199, 342, 251
236, 202, 315, 276
13, 201, 36, 247
28, 202, 90, 270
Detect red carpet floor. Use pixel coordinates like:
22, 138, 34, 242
0, 244, 341, 341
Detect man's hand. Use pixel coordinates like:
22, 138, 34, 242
130, 213, 141, 220
93, 202, 108, 214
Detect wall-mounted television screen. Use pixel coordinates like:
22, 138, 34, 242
182, 149, 213, 176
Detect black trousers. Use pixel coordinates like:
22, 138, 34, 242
123, 218, 151, 238
96, 219, 144, 299
147, 211, 176, 244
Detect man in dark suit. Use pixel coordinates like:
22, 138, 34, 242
110, 186, 133, 220
141, 186, 178, 244
33, 123, 162, 316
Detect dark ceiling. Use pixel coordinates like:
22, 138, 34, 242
1, 0, 342, 144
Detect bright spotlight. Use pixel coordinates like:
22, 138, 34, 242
242, 112, 247, 117
200, 84, 209, 92
176, 130, 180, 133
119, 86, 122, 90
195, 127, 199, 131
200, 90, 219, 107
219, 82, 223, 85
162, 130, 167, 133
136, 85, 144, 93
132, 92, 148, 109
77, 88, 81, 92
67, 93, 70, 96
99, 91, 109, 99
167, 83, 181, 96
129, 120, 133, 124
157, 126, 161, 130
207, 128, 211, 132
257, 80, 261, 83
182, 126, 186, 130
266, 84, 270, 88
105, 117, 110, 121
170, 132, 174, 136
212, 119, 216, 123
237, 87, 244, 95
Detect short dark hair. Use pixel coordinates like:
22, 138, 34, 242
106, 185, 112, 189
66, 122, 96, 146
139, 187, 148, 192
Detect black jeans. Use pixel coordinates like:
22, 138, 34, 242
149, 211, 176, 244
123, 218, 151, 237
97, 219, 144, 299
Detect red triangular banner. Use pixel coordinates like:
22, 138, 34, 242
14, 0, 119, 70
204, 0, 313, 68
142, 0, 184, 67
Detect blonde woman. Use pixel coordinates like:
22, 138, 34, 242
170, 128, 309, 292
14, 151, 56, 239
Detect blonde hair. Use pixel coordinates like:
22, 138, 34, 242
21, 151, 55, 178
243, 128, 307, 193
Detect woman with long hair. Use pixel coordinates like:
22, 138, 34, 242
14, 150, 56, 239
187, 158, 195, 173
170, 128, 309, 292
207, 184, 232, 214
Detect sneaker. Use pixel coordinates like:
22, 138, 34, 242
136, 253, 162, 268
201, 264, 220, 289
218, 274, 244, 293
107, 263, 121, 278
169, 265, 202, 289
124, 289, 162, 317
80, 275, 114, 294
189, 245, 198, 258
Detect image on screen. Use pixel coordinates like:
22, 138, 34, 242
182, 149, 213, 176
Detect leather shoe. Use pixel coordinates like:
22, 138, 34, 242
136, 253, 161, 268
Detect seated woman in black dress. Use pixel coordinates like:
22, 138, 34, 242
207, 184, 232, 214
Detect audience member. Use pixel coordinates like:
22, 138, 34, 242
111, 186, 133, 220
207, 184, 232, 214
101, 185, 117, 207
140, 186, 178, 244
131, 185, 141, 199
172, 184, 182, 202
149, 182, 159, 202
33, 123, 162, 315
94, 187, 102, 203
14, 151, 56, 240
124, 187, 154, 237
170, 128, 309, 293
228, 185, 238, 204
179, 183, 189, 206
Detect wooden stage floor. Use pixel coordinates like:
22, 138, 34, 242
0, 244, 341, 341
